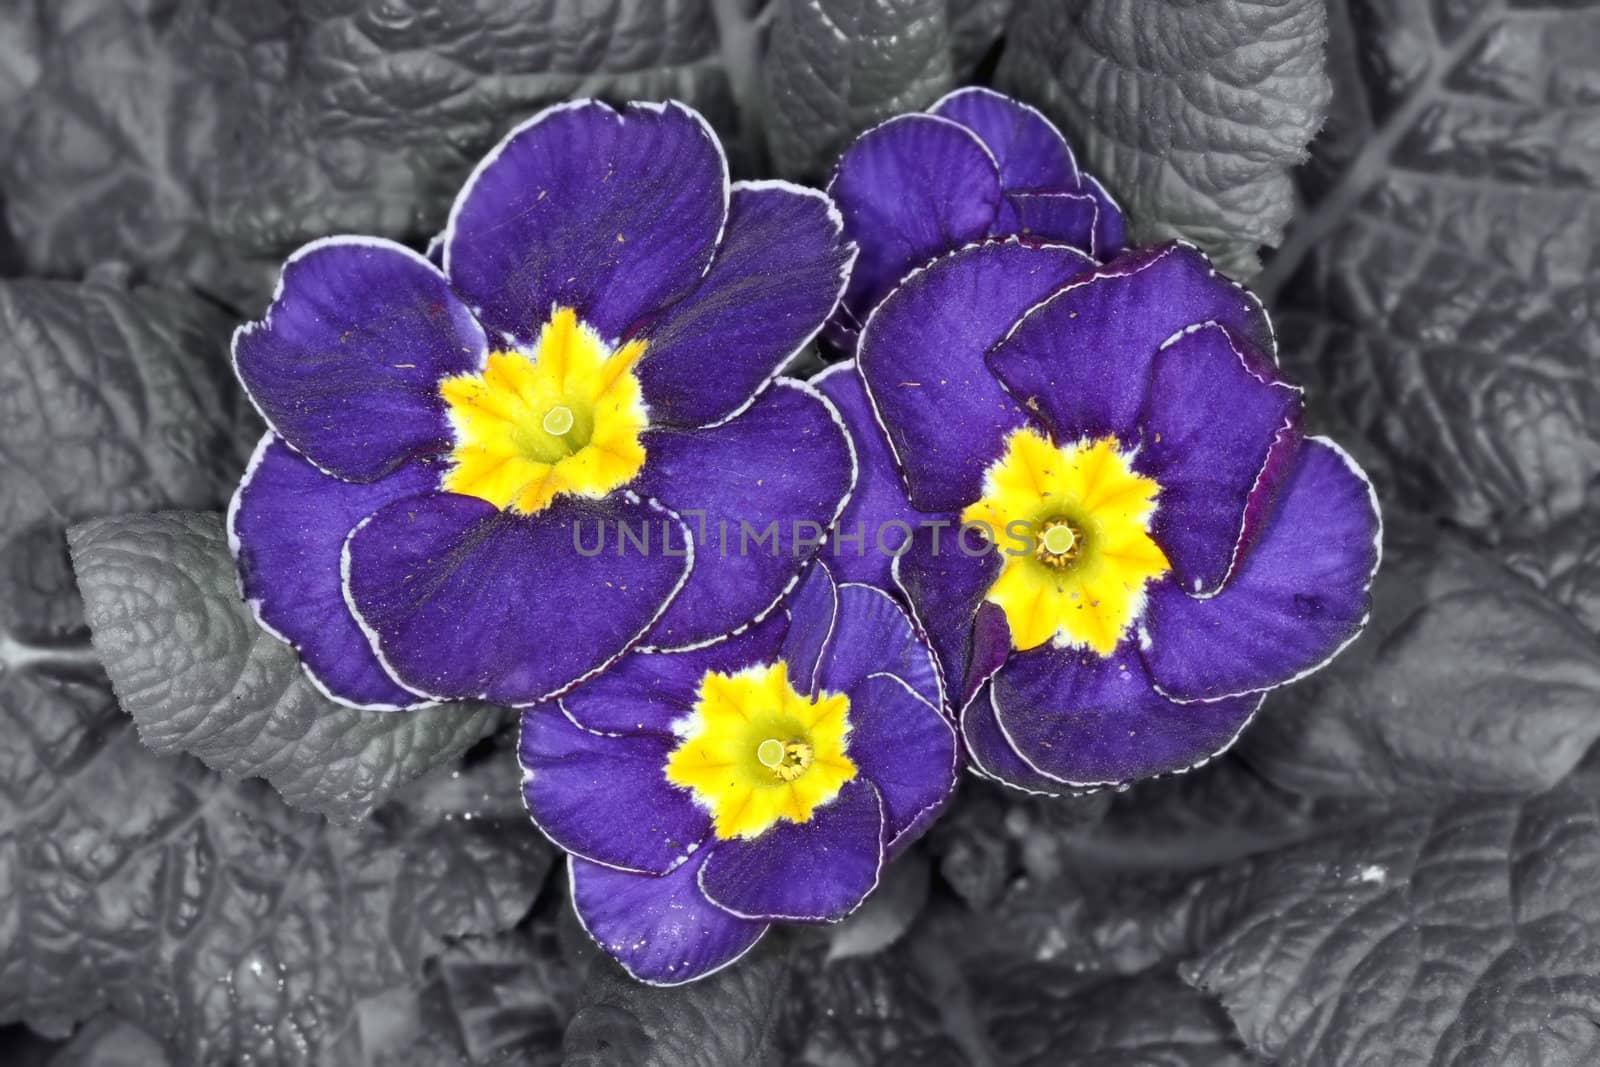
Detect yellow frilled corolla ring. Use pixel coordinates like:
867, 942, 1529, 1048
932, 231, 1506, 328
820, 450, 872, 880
962, 427, 1171, 656
438, 307, 648, 515
664, 661, 857, 840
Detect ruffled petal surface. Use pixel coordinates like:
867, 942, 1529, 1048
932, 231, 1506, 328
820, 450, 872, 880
858, 239, 1094, 512
779, 560, 839, 695
229, 436, 439, 709
1000, 192, 1098, 251
842, 673, 956, 850
827, 114, 1002, 338
343, 493, 691, 705
570, 851, 766, 986
443, 100, 726, 344
892, 523, 1004, 706
559, 611, 788, 736
931, 87, 1078, 191
519, 708, 710, 873
1137, 323, 1303, 595
636, 181, 853, 427
233, 238, 486, 482
1081, 175, 1127, 257
986, 242, 1274, 444
1141, 438, 1381, 702
812, 362, 924, 588
638, 380, 853, 650
698, 778, 884, 922
991, 643, 1263, 786
959, 683, 1068, 795
816, 583, 941, 709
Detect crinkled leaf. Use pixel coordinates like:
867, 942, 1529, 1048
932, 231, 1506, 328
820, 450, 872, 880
0, 278, 253, 641
1185, 786, 1600, 1065
1242, 516, 1600, 799
565, 937, 796, 1067
948, 0, 1011, 79
43, 1017, 171, 1067
763, 0, 954, 180
1262, 1, 1600, 535
68, 511, 500, 824
1505, 510, 1600, 638
1, 0, 739, 309
981, 969, 1253, 1067
0, 670, 549, 1063
998, 0, 1331, 276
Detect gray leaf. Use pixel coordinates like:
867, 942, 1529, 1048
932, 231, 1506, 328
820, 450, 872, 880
1185, 787, 1600, 1065
763, 0, 954, 181
998, 0, 1332, 276
69, 511, 501, 824
1261, 1, 1600, 536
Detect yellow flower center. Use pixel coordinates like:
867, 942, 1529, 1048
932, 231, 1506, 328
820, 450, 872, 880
664, 662, 857, 840
437, 307, 647, 515
961, 428, 1171, 656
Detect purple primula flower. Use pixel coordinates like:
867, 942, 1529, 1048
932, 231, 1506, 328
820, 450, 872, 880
518, 562, 956, 985
227, 100, 858, 710
824, 87, 1126, 350
829, 236, 1381, 791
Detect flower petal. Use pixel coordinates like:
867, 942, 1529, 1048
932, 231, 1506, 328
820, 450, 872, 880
991, 643, 1264, 786
443, 100, 726, 344
1140, 438, 1381, 702
779, 560, 839, 695
858, 239, 1095, 512
570, 851, 767, 986
930, 86, 1079, 192
233, 237, 486, 482
560, 611, 788, 736
999, 191, 1098, 252
892, 523, 1005, 706
1137, 323, 1303, 595
519, 708, 709, 874
636, 181, 853, 427
827, 114, 1003, 338
986, 242, 1274, 444
638, 380, 853, 650
1081, 174, 1127, 257
843, 673, 957, 851
959, 682, 1069, 795
697, 778, 885, 922
811, 361, 924, 588
229, 435, 439, 709
343, 492, 692, 705
818, 583, 942, 711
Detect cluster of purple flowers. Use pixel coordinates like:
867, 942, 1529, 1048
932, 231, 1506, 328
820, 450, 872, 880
230, 90, 1378, 983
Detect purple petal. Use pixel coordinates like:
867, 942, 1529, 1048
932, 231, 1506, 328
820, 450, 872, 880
343, 493, 691, 705
991, 643, 1264, 786
827, 114, 1003, 336
233, 237, 486, 482
1138, 323, 1303, 595
930, 87, 1079, 192
570, 851, 767, 986
818, 583, 942, 711
1081, 174, 1127, 257
986, 242, 1274, 444
443, 100, 726, 344
843, 673, 957, 851
519, 707, 710, 873
892, 522, 1004, 707
560, 611, 788, 736
638, 380, 853, 650
229, 435, 439, 709
779, 560, 839, 695
999, 192, 1098, 252
858, 239, 1094, 512
812, 361, 924, 588
959, 683, 1069, 795
1141, 438, 1381, 702
637, 181, 853, 427
698, 779, 885, 922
